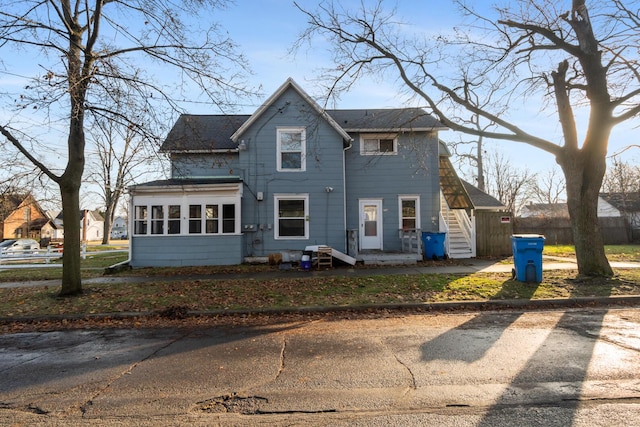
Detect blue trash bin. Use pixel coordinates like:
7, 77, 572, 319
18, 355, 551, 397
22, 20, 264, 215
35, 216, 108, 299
511, 234, 545, 283
422, 232, 446, 260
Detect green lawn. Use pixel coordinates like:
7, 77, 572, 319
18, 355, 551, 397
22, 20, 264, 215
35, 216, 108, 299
0, 246, 638, 322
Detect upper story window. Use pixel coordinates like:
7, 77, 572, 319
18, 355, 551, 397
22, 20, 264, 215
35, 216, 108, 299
277, 127, 306, 171
360, 134, 398, 156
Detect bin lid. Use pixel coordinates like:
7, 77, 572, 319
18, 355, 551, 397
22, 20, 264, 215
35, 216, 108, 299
511, 234, 545, 239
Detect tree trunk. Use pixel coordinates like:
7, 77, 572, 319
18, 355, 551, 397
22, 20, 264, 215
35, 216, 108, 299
60, 184, 83, 296
102, 202, 113, 245
559, 149, 613, 277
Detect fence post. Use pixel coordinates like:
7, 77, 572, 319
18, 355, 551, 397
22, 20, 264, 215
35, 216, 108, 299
82, 242, 87, 260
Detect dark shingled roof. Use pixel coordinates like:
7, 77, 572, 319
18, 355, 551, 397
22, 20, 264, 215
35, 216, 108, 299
160, 114, 251, 152
327, 109, 445, 132
461, 180, 505, 209
160, 109, 444, 153
0, 194, 27, 222
130, 177, 243, 189
600, 192, 640, 212
521, 203, 570, 218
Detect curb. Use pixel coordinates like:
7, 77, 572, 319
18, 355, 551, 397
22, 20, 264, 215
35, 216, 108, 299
2, 295, 640, 326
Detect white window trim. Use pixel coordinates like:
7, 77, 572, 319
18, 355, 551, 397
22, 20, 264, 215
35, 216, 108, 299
277, 127, 306, 172
132, 192, 242, 236
398, 195, 421, 231
360, 133, 398, 156
274, 193, 309, 240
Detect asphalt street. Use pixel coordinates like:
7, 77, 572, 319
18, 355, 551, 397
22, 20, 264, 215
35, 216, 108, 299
1, 308, 640, 426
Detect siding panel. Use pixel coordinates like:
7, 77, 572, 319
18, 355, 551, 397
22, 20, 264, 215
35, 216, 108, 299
130, 235, 243, 267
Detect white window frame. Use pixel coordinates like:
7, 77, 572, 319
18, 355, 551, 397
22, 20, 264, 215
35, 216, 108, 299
132, 187, 242, 236
274, 194, 309, 240
277, 127, 306, 172
360, 133, 398, 156
398, 195, 421, 231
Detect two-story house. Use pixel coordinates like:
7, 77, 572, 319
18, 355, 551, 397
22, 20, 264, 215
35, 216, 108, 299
128, 78, 472, 267
0, 193, 47, 241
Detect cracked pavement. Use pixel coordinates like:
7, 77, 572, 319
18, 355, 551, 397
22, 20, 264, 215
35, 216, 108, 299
1, 308, 640, 425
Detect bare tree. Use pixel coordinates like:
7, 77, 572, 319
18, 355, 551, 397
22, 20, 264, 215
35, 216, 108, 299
531, 168, 566, 204
296, 0, 640, 276
85, 116, 162, 244
484, 150, 536, 215
0, 1, 251, 295
602, 157, 640, 194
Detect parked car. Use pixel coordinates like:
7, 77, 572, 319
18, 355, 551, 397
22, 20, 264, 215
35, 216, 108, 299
0, 239, 40, 255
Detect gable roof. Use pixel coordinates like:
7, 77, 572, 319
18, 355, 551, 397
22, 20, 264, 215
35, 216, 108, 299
0, 193, 27, 222
231, 78, 352, 143
327, 108, 446, 132
521, 203, 570, 218
159, 79, 447, 153
0, 193, 44, 222
160, 114, 251, 152
600, 192, 640, 212
461, 180, 505, 210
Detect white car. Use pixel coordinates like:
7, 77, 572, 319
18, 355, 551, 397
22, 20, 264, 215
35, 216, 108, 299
0, 239, 40, 255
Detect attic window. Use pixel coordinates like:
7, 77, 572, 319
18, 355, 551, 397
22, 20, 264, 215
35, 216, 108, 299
360, 134, 397, 155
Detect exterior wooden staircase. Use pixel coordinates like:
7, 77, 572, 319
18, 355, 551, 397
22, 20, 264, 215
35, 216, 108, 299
440, 194, 475, 258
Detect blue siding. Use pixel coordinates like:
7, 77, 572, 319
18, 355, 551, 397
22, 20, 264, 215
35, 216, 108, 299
345, 132, 440, 251
171, 153, 240, 179
235, 87, 347, 256
130, 235, 243, 267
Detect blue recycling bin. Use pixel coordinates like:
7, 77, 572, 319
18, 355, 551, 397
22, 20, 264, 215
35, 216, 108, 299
422, 232, 446, 260
511, 234, 545, 283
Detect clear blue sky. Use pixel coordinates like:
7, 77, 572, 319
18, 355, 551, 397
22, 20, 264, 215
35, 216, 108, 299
1, 0, 638, 203
211, 1, 637, 181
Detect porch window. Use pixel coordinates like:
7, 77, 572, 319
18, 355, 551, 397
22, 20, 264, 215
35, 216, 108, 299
275, 194, 308, 239
151, 205, 164, 234
222, 204, 236, 233
360, 134, 397, 155
399, 196, 420, 230
134, 205, 148, 235
131, 182, 242, 236
168, 205, 181, 234
205, 205, 219, 233
277, 127, 306, 171
189, 205, 202, 234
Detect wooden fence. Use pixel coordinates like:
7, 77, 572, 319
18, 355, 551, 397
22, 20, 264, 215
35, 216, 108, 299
514, 216, 631, 245
475, 211, 514, 257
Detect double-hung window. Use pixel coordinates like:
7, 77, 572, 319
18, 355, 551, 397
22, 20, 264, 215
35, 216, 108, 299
134, 205, 148, 235
151, 205, 164, 234
360, 134, 398, 155
275, 194, 309, 239
399, 196, 420, 231
277, 127, 306, 171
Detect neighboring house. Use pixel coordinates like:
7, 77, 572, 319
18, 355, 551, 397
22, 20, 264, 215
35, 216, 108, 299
0, 193, 47, 241
517, 198, 629, 244
520, 198, 622, 218
110, 216, 128, 239
599, 192, 640, 238
55, 209, 105, 242
128, 78, 483, 267
40, 210, 65, 241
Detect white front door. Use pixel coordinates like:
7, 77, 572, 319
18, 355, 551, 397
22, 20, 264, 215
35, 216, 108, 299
359, 199, 383, 250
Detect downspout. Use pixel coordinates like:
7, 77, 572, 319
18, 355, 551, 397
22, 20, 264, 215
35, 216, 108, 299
343, 137, 353, 253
